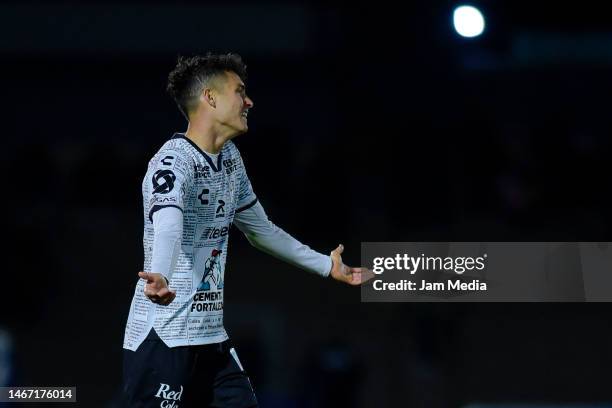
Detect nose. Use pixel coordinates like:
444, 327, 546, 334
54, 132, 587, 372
245, 96, 254, 109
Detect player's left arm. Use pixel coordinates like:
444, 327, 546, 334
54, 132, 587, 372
231, 143, 372, 285
233, 201, 373, 285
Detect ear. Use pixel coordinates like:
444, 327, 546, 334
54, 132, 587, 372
202, 88, 216, 108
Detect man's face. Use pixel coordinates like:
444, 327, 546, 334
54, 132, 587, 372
212, 71, 254, 136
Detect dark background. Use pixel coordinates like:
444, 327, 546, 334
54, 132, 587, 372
2, 1, 612, 407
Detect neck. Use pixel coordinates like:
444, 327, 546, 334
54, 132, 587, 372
184, 119, 232, 155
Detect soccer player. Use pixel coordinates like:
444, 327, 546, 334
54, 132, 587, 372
121, 53, 371, 407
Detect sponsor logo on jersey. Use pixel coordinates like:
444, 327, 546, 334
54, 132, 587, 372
154, 383, 183, 407
223, 158, 238, 174
201, 224, 230, 240
197, 249, 223, 291
194, 164, 211, 179
197, 188, 209, 205
215, 199, 226, 218
150, 196, 177, 206
161, 155, 175, 166
192, 249, 224, 312
191, 291, 224, 312
152, 170, 176, 194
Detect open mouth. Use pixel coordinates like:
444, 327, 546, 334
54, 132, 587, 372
241, 110, 249, 119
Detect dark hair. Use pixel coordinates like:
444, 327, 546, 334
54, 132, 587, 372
166, 53, 247, 119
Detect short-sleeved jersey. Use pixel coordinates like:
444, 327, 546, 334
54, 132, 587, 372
123, 133, 257, 350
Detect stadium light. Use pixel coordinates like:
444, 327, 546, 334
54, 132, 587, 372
453, 5, 485, 38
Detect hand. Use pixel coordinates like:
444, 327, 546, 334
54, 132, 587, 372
138, 271, 176, 306
329, 244, 375, 285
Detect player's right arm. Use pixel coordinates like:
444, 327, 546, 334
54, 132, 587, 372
139, 148, 192, 305
139, 207, 182, 305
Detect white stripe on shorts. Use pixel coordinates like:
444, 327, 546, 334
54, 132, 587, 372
229, 347, 245, 372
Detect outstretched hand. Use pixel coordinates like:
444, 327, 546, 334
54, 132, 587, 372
329, 244, 375, 285
138, 271, 176, 306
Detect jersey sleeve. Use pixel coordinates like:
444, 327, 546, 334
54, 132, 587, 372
146, 148, 193, 222
233, 201, 332, 277
234, 147, 258, 213
151, 206, 183, 280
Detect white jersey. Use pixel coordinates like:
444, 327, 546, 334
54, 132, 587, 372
123, 133, 257, 350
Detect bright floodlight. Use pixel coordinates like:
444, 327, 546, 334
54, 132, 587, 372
453, 5, 485, 38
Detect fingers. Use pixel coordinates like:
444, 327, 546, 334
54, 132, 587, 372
348, 267, 363, 286
157, 287, 174, 298
330, 256, 376, 286
338, 266, 376, 286
331, 244, 344, 256
164, 291, 177, 305
153, 289, 176, 306
145, 291, 176, 306
356, 267, 376, 285
138, 271, 155, 283
143, 280, 177, 306
143, 285, 156, 298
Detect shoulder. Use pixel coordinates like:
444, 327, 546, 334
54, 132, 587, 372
223, 140, 245, 162
146, 137, 196, 181
223, 140, 239, 155
151, 138, 195, 166
160, 138, 195, 159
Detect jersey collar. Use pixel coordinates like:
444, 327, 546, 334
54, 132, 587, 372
172, 133, 223, 172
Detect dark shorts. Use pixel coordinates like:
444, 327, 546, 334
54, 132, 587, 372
120, 329, 258, 408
